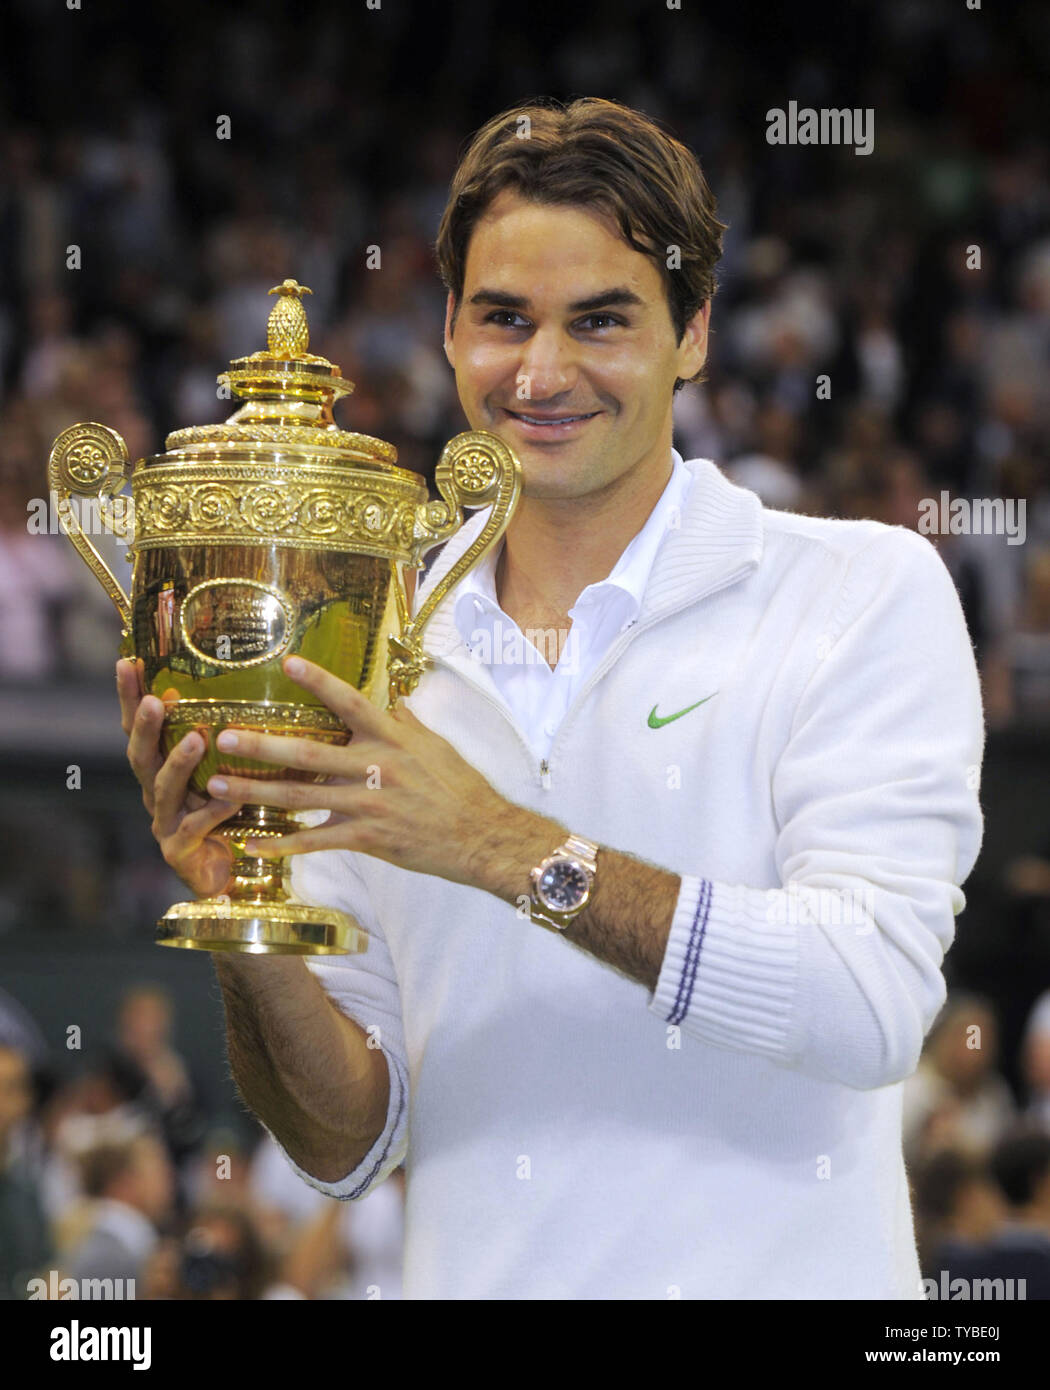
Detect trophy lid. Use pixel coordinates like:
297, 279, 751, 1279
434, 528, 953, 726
163, 280, 400, 469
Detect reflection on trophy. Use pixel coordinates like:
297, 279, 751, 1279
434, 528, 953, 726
47, 280, 522, 956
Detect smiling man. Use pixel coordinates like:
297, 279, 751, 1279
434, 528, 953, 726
118, 97, 985, 1299
440, 186, 708, 681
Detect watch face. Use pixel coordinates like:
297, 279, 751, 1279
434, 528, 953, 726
537, 858, 589, 911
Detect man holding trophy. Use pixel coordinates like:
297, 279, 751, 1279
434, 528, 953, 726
84, 98, 984, 1298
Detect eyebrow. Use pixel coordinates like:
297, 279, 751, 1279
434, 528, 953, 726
467, 286, 645, 314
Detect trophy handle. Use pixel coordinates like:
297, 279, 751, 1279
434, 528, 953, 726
48, 422, 135, 649
387, 430, 522, 703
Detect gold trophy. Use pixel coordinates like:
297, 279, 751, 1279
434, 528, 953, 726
47, 280, 521, 955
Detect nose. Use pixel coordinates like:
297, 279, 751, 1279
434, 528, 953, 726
515, 325, 578, 401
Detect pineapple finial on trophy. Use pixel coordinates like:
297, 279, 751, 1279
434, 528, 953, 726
267, 279, 313, 358
207, 276, 360, 426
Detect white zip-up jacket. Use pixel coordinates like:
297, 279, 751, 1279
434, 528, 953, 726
280, 453, 986, 1299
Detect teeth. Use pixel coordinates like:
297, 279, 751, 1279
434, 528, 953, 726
515, 414, 589, 424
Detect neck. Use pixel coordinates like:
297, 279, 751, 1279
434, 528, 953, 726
496, 449, 675, 620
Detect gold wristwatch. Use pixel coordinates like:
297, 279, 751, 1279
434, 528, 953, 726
528, 833, 600, 932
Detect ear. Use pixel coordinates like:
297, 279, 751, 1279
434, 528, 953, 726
677, 299, 711, 383
443, 292, 457, 366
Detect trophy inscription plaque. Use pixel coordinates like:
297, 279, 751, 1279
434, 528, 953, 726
47, 280, 522, 955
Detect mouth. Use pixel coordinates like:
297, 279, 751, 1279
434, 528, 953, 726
500, 407, 600, 438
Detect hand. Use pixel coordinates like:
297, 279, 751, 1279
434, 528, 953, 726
202, 656, 561, 895
116, 657, 244, 898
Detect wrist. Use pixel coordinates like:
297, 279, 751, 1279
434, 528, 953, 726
212, 953, 310, 982
466, 806, 568, 906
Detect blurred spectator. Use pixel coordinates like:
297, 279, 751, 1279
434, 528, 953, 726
903, 994, 1018, 1163
990, 1128, 1050, 1236
18, 291, 79, 401
911, 1140, 1050, 1298
110, 985, 207, 1200
0, 481, 81, 683
1004, 546, 1050, 721
250, 1130, 404, 1298
0, 985, 48, 1067
982, 1129, 1050, 1297
63, 1131, 175, 1287
168, 1204, 274, 1301
723, 400, 804, 509
42, 1057, 164, 1240
0, 1042, 52, 1299
912, 1147, 1006, 1279
1021, 991, 1050, 1134
183, 1127, 257, 1212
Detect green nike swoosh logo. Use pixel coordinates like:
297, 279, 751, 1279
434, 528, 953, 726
647, 694, 717, 728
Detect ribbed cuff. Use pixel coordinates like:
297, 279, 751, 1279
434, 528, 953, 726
649, 874, 800, 1061
269, 1045, 408, 1201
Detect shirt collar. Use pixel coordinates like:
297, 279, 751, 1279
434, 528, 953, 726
417, 448, 764, 659
451, 450, 694, 641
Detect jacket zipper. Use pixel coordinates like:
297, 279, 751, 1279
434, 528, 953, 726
424, 559, 757, 790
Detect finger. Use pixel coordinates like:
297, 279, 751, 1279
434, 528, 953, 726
126, 692, 170, 805
204, 773, 344, 813
213, 726, 362, 776
171, 798, 245, 847
388, 701, 431, 735
243, 817, 355, 859
281, 656, 393, 740
152, 731, 209, 838
116, 657, 143, 736
162, 815, 240, 897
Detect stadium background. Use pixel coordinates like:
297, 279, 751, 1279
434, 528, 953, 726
1, 0, 1049, 1299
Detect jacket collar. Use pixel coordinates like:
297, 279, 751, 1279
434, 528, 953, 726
450, 451, 696, 647
414, 451, 765, 660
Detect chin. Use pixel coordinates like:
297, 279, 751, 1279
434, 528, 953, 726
519, 473, 596, 500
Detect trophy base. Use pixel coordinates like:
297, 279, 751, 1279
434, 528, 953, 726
155, 899, 367, 955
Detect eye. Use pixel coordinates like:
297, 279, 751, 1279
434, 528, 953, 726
484, 310, 530, 328
576, 313, 624, 331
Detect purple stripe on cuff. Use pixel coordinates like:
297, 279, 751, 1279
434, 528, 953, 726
340, 1049, 407, 1201
667, 877, 712, 1026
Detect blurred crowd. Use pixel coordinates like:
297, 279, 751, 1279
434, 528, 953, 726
3, 976, 1050, 1299
906, 990, 1050, 1296
1, 0, 1049, 1304
0, 2, 1048, 723
0, 983, 403, 1301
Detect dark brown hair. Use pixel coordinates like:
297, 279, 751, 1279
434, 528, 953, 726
434, 96, 728, 393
